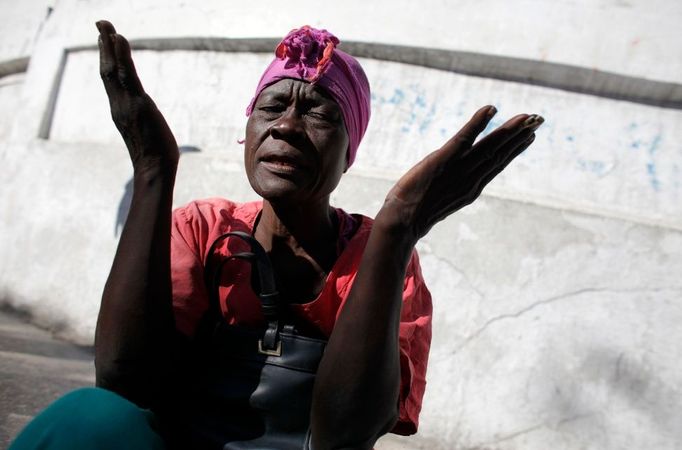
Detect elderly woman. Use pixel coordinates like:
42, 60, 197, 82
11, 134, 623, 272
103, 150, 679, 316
10, 20, 543, 450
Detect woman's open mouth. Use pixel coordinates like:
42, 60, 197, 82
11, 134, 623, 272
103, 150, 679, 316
260, 155, 310, 176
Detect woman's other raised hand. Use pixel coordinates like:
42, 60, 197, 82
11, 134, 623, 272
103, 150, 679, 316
96, 20, 179, 173
379, 106, 544, 243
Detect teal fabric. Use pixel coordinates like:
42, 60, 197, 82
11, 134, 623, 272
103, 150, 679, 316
9, 387, 166, 450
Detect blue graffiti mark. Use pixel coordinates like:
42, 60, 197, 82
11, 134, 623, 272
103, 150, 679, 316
419, 105, 436, 134
389, 88, 404, 105
397, 84, 432, 135
408, 111, 417, 125
646, 163, 660, 191
577, 159, 610, 177
625, 121, 664, 192
371, 88, 405, 106
648, 134, 661, 155
645, 134, 662, 191
566, 135, 574, 142
401, 105, 417, 133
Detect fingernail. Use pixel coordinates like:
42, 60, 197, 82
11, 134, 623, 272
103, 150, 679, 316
523, 114, 545, 130
487, 106, 497, 119
530, 115, 545, 131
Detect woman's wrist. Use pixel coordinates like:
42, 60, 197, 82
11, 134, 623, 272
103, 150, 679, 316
374, 198, 421, 248
133, 158, 178, 185
370, 208, 418, 267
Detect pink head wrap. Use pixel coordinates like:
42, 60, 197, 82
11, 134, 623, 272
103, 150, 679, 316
246, 26, 371, 168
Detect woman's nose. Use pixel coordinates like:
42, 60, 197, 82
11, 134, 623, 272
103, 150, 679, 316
270, 109, 304, 140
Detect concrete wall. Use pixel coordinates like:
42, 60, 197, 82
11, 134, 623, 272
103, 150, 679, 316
1, 1, 681, 448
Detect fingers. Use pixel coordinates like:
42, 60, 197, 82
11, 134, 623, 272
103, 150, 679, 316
96, 21, 143, 97
462, 110, 543, 199
97, 21, 119, 95
496, 132, 536, 174
441, 105, 498, 154
472, 130, 538, 195
469, 113, 543, 168
96, 20, 116, 34
113, 34, 144, 94
469, 113, 537, 158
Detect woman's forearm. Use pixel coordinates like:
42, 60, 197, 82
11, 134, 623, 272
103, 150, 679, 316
311, 213, 415, 449
95, 165, 177, 407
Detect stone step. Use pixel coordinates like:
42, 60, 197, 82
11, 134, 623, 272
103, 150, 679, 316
0, 309, 94, 449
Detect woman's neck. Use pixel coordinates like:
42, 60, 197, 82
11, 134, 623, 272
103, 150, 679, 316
254, 198, 339, 272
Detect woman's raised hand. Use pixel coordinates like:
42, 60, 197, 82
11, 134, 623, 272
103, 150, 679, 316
96, 20, 179, 172
379, 106, 543, 243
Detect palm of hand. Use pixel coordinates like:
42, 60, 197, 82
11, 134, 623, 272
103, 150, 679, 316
97, 21, 179, 171
383, 106, 543, 242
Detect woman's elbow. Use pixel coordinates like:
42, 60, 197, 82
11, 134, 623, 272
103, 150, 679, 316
312, 408, 399, 450
94, 358, 154, 408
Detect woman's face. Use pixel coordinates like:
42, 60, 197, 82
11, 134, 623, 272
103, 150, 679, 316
244, 78, 349, 206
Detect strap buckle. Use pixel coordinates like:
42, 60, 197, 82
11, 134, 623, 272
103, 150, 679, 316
258, 339, 282, 356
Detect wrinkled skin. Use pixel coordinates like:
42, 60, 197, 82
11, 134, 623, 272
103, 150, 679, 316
245, 78, 349, 205
93, 20, 543, 450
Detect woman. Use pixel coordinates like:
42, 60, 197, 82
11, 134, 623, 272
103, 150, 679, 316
10, 21, 543, 450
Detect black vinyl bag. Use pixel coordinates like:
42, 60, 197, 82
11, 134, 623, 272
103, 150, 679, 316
170, 231, 326, 450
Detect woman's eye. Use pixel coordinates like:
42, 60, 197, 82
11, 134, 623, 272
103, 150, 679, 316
259, 104, 285, 114
307, 109, 338, 123
308, 111, 329, 120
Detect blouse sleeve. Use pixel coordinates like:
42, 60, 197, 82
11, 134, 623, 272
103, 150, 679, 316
169, 203, 212, 337
393, 250, 433, 435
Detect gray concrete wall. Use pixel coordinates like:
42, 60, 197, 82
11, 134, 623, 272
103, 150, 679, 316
1, 1, 681, 449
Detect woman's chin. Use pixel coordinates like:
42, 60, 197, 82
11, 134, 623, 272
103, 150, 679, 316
250, 179, 309, 205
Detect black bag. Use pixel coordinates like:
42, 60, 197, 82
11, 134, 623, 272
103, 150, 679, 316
173, 231, 327, 450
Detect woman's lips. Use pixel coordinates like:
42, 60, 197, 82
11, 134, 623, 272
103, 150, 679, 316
260, 156, 310, 175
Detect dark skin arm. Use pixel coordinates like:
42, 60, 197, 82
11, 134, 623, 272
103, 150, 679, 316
311, 107, 543, 449
94, 20, 179, 406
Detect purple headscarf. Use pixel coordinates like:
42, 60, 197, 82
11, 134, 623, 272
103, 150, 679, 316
246, 26, 371, 168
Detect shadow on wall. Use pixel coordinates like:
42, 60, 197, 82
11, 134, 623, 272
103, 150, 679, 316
542, 346, 681, 443
115, 145, 201, 236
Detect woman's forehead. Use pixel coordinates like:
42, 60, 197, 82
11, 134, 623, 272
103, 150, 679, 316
258, 78, 336, 105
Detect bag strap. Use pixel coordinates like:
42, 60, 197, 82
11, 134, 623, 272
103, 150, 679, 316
203, 231, 282, 352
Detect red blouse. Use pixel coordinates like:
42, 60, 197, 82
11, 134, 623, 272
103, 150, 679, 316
170, 198, 432, 435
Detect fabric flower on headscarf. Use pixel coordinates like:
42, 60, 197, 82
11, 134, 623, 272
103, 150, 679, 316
275, 26, 340, 82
